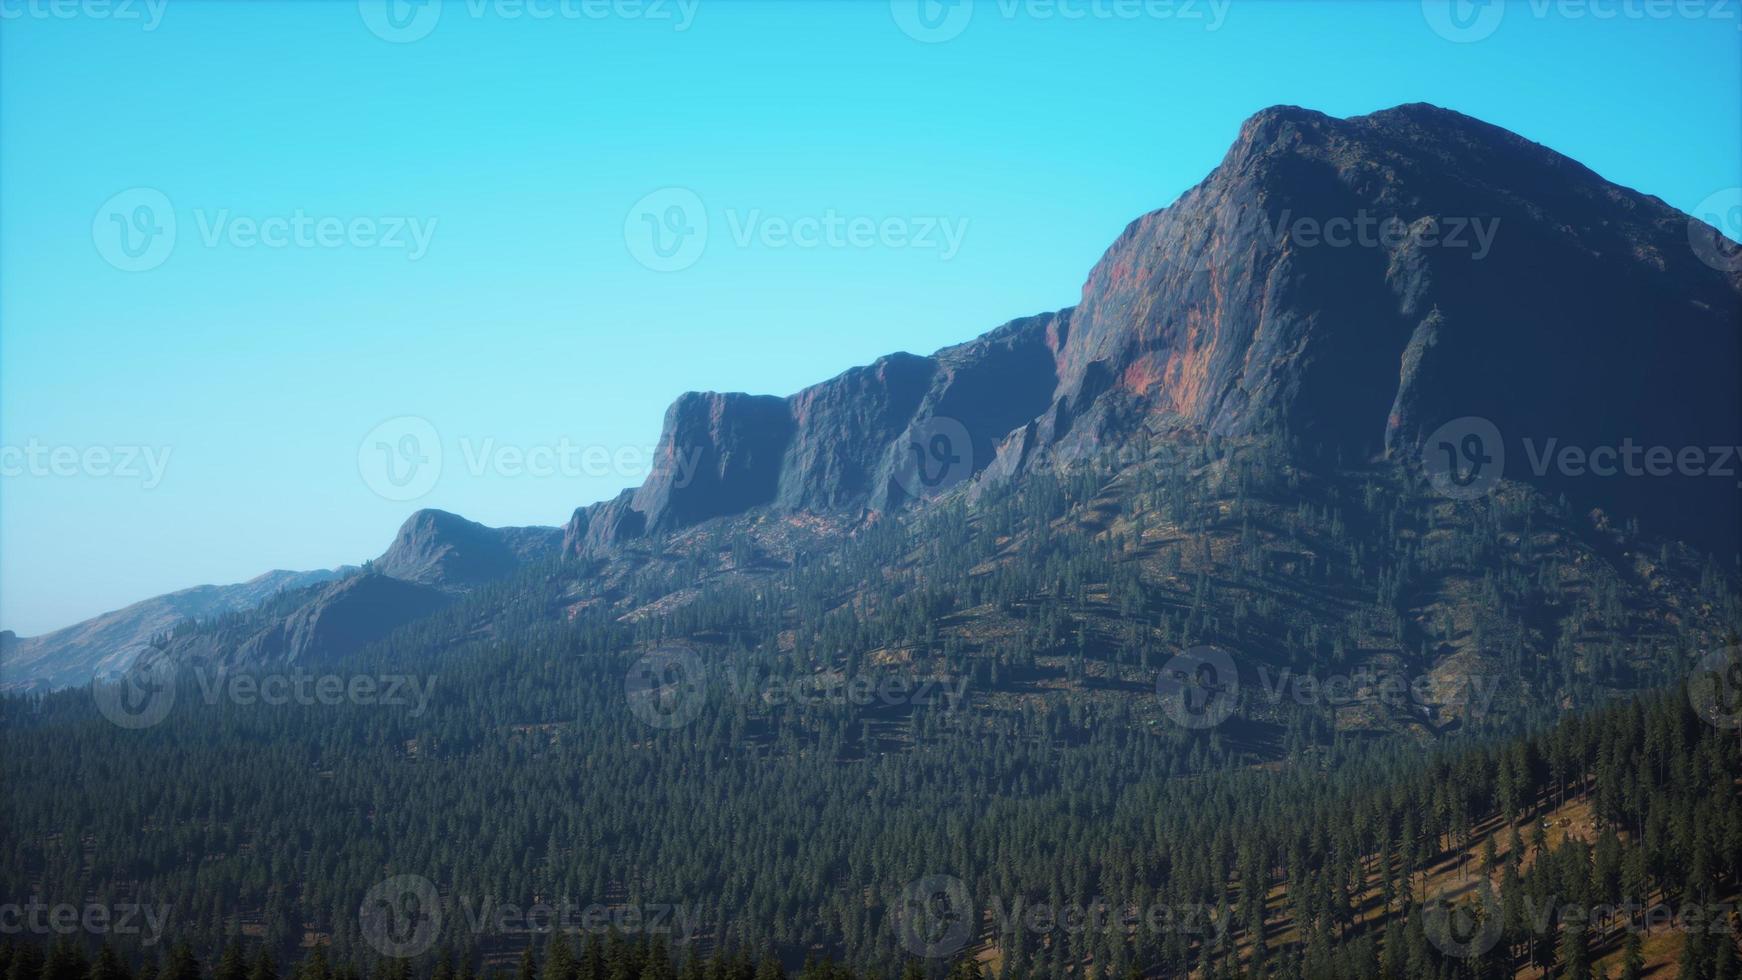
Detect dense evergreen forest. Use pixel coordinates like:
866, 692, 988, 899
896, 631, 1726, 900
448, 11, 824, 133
5, 435, 1739, 978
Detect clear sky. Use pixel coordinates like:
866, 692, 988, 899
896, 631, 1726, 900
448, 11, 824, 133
2, 0, 1739, 636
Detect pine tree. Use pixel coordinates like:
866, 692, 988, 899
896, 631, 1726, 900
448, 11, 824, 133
42, 937, 88, 980
214, 944, 247, 980
164, 942, 201, 980
91, 944, 131, 980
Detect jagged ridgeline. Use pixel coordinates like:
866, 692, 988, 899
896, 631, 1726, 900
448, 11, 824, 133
3, 104, 1740, 979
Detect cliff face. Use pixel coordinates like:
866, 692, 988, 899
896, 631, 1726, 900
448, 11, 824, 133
564, 313, 1064, 554
1053, 104, 1739, 469
566, 103, 1741, 555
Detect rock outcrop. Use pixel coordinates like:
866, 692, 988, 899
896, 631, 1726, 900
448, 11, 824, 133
566, 103, 1741, 552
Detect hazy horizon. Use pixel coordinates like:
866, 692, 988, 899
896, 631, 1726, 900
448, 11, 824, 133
5, 0, 1740, 636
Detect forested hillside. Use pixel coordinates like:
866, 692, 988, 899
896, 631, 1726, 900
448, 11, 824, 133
5, 433, 1738, 978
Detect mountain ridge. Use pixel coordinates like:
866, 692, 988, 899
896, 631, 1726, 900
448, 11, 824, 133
21, 102, 1740, 686
564, 101, 1742, 556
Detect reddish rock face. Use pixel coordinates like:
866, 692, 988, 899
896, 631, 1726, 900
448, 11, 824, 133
566, 102, 1741, 555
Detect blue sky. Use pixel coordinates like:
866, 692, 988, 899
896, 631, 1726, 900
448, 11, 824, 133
2, 0, 1739, 635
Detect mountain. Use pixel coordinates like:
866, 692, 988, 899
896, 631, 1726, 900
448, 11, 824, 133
373, 508, 561, 587
146, 510, 561, 670
0, 568, 347, 691
108, 102, 1742, 695
7, 103, 1741, 979
566, 103, 1741, 556
5, 511, 561, 688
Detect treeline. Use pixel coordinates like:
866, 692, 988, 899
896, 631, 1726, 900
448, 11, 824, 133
4, 435, 1738, 978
